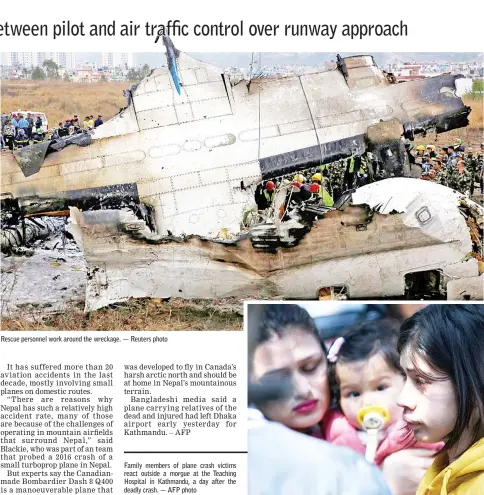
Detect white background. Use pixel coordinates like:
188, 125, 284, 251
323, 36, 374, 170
1, 0, 483, 52
0, 331, 248, 495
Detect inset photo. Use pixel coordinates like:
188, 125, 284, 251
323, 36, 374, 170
247, 302, 484, 494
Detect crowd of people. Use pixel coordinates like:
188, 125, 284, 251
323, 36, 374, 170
414, 140, 484, 196
248, 304, 484, 495
0, 112, 104, 151
255, 139, 483, 221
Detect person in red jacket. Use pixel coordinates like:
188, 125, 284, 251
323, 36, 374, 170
324, 319, 443, 466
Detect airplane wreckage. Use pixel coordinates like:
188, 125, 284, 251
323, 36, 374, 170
1, 38, 483, 310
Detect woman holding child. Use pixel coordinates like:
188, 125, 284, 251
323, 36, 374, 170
249, 304, 484, 495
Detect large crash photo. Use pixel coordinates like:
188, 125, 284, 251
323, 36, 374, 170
1, 43, 483, 329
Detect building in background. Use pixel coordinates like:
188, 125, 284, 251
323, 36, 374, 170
1, 52, 77, 70
101, 52, 137, 69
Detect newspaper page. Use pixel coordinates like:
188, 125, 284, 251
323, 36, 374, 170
1, 1, 483, 495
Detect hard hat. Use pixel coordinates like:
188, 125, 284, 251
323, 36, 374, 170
416, 145, 425, 151
309, 183, 320, 194
426, 144, 432, 149
293, 174, 305, 183
311, 173, 322, 182
265, 181, 275, 191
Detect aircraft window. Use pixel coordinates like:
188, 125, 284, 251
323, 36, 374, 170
204, 134, 236, 149
405, 270, 444, 299
318, 286, 348, 300
415, 206, 432, 224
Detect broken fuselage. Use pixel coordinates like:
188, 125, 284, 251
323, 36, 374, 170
1, 50, 479, 308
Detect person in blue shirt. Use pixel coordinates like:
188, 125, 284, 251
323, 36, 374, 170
17, 114, 30, 138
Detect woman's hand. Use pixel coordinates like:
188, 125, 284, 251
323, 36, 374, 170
381, 448, 434, 495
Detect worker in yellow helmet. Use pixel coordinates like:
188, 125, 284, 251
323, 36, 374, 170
310, 174, 334, 207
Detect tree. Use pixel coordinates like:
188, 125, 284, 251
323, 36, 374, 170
31, 67, 46, 80
101, 74, 108, 82
42, 59, 59, 79
139, 64, 151, 79
127, 68, 140, 82
63, 72, 71, 82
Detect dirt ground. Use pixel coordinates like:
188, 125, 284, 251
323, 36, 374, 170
1, 80, 127, 127
1, 297, 244, 331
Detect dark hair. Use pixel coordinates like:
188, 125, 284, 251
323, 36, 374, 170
397, 305, 484, 453
258, 304, 320, 341
248, 304, 325, 372
329, 318, 403, 404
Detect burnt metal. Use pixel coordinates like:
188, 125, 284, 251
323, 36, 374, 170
13, 133, 93, 178
259, 135, 366, 180
402, 74, 470, 136
19, 183, 140, 216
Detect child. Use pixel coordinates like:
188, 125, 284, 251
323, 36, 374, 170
324, 319, 443, 466
397, 305, 484, 495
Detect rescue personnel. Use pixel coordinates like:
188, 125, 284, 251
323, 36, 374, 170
422, 154, 432, 173
50, 127, 60, 140
263, 181, 276, 205
3, 119, 16, 151
454, 138, 465, 153
414, 145, 425, 164
288, 174, 309, 204
432, 156, 449, 186
34, 116, 43, 130
32, 125, 45, 144
94, 115, 103, 128
10, 114, 19, 133
448, 154, 472, 196
14, 128, 29, 149
26, 113, 34, 140
325, 160, 347, 200
465, 148, 478, 196
446, 145, 457, 168
356, 155, 370, 187
58, 122, 69, 138
17, 114, 30, 136
255, 181, 276, 211
87, 115, 95, 129
310, 173, 334, 207
426, 144, 436, 158
479, 143, 484, 194
344, 156, 368, 190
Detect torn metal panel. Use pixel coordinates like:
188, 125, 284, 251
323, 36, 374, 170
65, 176, 483, 310
0, 41, 478, 308
13, 133, 92, 178
1, 217, 63, 253
259, 135, 366, 180
447, 277, 484, 301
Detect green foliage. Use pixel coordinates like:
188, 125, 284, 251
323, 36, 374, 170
31, 67, 46, 80
42, 59, 59, 79
472, 80, 484, 92
127, 64, 151, 83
